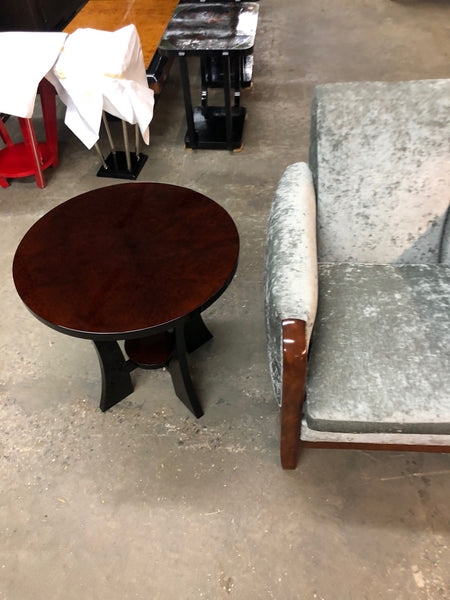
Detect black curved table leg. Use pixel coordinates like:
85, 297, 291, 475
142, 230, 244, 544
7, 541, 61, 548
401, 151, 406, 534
168, 323, 204, 418
93, 340, 134, 412
184, 312, 213, 353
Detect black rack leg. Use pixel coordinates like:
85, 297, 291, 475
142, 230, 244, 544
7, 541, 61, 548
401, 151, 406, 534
222, 52, 232, 151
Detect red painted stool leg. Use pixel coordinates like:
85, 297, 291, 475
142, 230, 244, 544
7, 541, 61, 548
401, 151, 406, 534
38, 79, 58, 168
0, 119, 13, 146
18, 117, 46, 189
0, 120, 12, 187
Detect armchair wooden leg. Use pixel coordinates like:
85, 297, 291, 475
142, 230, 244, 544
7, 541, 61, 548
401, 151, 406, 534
280, 319, 308, 469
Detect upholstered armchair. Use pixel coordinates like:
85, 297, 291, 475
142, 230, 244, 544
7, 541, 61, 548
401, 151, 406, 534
265, 79, 450, 469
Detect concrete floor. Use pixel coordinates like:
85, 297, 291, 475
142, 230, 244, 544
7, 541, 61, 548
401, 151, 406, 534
1, 0, 450, 598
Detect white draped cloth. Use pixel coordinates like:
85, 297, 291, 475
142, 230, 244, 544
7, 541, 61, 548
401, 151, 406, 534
47, 25, 154, 149
0, 31, 67, 118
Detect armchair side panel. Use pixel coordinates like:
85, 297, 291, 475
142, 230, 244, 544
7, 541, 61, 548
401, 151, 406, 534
264, 162, 318, 407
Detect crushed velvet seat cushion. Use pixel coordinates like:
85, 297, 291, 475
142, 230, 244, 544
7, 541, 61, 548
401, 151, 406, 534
304, 263, 450, 435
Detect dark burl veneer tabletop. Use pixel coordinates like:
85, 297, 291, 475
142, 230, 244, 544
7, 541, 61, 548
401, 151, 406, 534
13, 182, 239, 339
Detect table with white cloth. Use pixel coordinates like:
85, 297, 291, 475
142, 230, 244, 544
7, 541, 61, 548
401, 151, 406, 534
0, 26, 155, 185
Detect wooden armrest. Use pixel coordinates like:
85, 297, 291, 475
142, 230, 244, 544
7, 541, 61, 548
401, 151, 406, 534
280, 318, 308, 469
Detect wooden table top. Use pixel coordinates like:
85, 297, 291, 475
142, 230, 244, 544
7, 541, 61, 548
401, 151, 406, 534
158, 2, 259, 56
64, 0, 179, 66
13, 183, 239, 340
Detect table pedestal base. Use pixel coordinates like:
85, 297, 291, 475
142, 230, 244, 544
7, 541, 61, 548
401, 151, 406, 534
95, 314, 212, 418
185, 106, 246, 151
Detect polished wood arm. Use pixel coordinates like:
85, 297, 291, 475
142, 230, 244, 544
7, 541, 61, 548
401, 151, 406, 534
280, 318, 308, 469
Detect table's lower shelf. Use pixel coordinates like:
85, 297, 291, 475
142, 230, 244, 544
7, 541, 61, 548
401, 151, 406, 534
185, 106, 246, 151
0, 142, 57, 190
202, 55, 254, 89
125, 332, 173, 369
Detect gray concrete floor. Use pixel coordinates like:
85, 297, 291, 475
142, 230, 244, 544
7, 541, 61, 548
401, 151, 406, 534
1, 1, 450, 598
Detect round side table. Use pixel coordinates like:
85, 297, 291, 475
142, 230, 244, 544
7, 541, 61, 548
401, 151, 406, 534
13, 182, 239, 417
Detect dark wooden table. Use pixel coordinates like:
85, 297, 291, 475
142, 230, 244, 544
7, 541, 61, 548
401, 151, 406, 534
13, 182, 239, 417
158, 2, 259, 150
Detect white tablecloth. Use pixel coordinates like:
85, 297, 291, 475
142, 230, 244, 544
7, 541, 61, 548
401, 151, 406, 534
0, 32, 67, 118
47, 25, 154, 149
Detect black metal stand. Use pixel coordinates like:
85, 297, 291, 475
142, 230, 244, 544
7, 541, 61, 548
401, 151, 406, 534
96, 150, 148, 180
95, 117, 148, 180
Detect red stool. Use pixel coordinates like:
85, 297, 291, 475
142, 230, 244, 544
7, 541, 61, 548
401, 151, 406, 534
0, 78, 58, 189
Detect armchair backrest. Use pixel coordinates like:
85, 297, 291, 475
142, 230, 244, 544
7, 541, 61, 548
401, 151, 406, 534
309, 79, 450, 265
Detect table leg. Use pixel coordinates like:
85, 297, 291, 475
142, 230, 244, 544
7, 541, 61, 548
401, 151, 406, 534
168, 322, 204, 418
200, 56, 209, 113
93, 340, 134, 412
39, 79, 58, 168
222, 52, 233, 151
185, 312, 213, 353
179, 53, 198, 149
233, 55, 241, 109
19, 118, 45, 189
